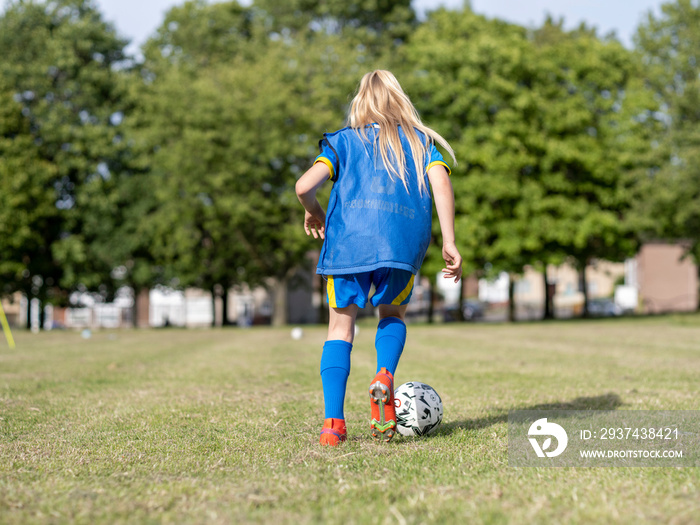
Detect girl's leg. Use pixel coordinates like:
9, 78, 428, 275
328, 304, 359, 343
375, 304, 408, 376
321, 305, 358, 421
368, 304, 406, 442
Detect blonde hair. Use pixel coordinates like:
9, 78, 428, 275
347, 70, 456, 194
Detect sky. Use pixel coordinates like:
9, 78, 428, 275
93, 0, 666, 54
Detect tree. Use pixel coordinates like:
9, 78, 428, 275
403, 9, 659, 319
403, 9, 552, 321
0, 84, 58, 304
51, 137, 165, 324
134, 1, 366, 325
141, 0, 259, 71
530, 21, 661, 316
633, 0, 700, 271
0, 0, 131, 325
252, 0, 416, 53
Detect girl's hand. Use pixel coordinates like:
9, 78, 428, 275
441, 242, 462, 282
304, 209, 326, 239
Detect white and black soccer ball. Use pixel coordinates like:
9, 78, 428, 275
394, 381, 443, 437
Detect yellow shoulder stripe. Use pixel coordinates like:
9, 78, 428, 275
427, 160, 451, 176
314, 157, 335, 180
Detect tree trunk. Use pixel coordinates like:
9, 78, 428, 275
25, 294, 32, 330
38, 297, 45, 330
508, 274, 516, 322
131, 286, 139, 328
543, 266, 554, 320
271, 277, 288, 327
222, 287, 230, 326
456, 279, 465, 322
211, 287, 217, 327
579, 262, 589, 318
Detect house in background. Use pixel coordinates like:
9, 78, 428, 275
475, 242, 697, 319
513, 259, 626, 319
0, 292, 24, 327
635, 242, 698, 313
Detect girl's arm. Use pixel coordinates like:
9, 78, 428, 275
428, 165, 463, 282
295, 162, 330, 239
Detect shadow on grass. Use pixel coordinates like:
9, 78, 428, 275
438, 392, 623, 436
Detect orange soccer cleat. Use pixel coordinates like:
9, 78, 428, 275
369, 368, 396, 442
319, 418, 347, 446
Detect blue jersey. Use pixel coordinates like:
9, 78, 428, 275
313, 125, 450, 276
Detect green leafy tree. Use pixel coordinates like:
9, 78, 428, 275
403, 9, 548, 320
0, 85, 58, 302
252, 0, 416, 53
0, 0, 131, 325
51, 135, 165, 323
135, 1, 365, 325
404, 9, 659, 319
141, 0, 259, 71
530, 21, 661, 315
633, 0, 700, 271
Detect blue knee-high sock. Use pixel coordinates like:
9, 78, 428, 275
375, 317, 406, 375
320, 340, 352, 420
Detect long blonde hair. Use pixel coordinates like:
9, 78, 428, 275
347, 70, 456, 194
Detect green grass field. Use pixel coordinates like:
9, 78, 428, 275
1, 315, 699, 524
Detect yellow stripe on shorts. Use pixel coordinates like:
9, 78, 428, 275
327, 275, 337, 308
391, 274, 415, 305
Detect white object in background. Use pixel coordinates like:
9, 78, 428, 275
30, 298, 40, 333
149, 287, 186, 327
478, 272, 509, 303
614, 285, 638, 311
436, 271, 461, 307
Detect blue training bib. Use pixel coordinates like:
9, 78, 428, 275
314, 126, 448, 276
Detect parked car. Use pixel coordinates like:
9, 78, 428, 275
587, 298, 622, 317
444, 300, 486, 322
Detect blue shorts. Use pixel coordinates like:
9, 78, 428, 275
326, 269, 416, 309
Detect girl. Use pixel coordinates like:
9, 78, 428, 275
296, 70, 461, 445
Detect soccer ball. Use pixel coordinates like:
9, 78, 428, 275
394, 381, 443, 437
